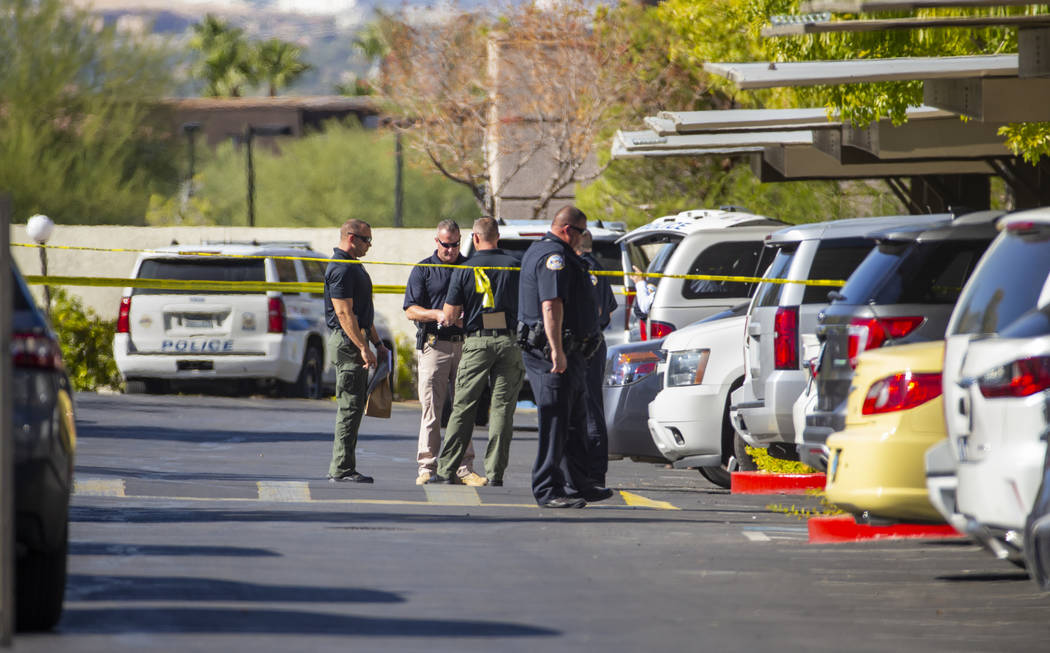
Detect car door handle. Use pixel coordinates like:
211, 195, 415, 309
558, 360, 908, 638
748, 324, 762, 337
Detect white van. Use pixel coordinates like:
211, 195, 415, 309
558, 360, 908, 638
113, 241, 394, 398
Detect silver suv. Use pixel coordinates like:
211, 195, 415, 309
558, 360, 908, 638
113, 241, 394, 398
731, 214, 948, 458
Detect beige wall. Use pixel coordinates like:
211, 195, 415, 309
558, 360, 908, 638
9, 225, 445, 341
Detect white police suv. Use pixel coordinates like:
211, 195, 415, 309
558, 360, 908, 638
113, 241, 393, 398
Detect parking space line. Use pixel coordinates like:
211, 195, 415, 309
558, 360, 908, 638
423, 485, 482, 506
743, 531, 771, 542
74, 478, 126, 497
619, 490, 680, 510
257, 481, 311, 502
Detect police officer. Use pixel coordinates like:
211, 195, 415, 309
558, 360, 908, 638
428, 217, 524, 486
518, 205, 613, 508
325, 219, 387, 483
575, 231, 617, 488
403, 219, 483, 486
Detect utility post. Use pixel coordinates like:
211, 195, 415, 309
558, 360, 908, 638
181, 122, 202, 212
1, 193, 14, 647
394, 131, 404, 228
244, 124, 292, 229
26, 214, 54, 320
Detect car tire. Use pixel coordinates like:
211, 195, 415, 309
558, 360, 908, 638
699, 465, 731, 489
733, 432, 758, 472
124, 380, 146, 394
287, 346, 324, 399
16, 538, 67, 632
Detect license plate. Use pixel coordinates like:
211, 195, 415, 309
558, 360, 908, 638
184, 318, 212, 328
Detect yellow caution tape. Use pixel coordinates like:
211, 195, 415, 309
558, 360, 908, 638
13, 242, 844, 288
23, 275, 407, 295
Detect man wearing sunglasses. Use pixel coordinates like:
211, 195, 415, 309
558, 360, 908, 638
403, 219, 485, 487
518, 205, 612, 508
325, 219, 387, 483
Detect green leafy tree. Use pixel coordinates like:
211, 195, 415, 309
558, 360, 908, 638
255, 38, 312, 97
190, 14, 257, 97
0, 0, 180, 224
50, 288, 123, 391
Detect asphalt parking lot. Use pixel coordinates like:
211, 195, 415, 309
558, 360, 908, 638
12, 393, 1050, 652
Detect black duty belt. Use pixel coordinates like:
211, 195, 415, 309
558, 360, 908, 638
467, 328, 510, 338
434, 333, 465, 343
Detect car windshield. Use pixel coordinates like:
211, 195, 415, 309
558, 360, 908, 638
839, 239, 991, 305
800, 239, 875, 304
682, 241, 767, 300
950, 230, 1050, 335
624, 235, 682, 280
132, 258, 266, 295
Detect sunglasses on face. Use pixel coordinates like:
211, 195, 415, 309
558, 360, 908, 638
351, 233, 372, 244
438, 240, 461, 249
566, 224, 587, 236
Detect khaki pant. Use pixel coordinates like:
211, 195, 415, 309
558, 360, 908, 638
416, 339, 474, 475
437, 334, 524, 483
327, 330, 368, 478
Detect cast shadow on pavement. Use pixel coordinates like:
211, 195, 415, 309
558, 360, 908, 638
70, 542, 281, 557
76, 424, 418, 445
74, 464, 318, 483
54, 607, 559, 637
935, 571, 1031, 583
64, 574, 403, 604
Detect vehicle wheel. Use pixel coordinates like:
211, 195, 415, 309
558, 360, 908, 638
699, 465, 731, 489
16, 540, 67, 632
124, 380, 146, 394
144, 379, 169, 394
288, 346, 323, 399
733, 433, 758, 471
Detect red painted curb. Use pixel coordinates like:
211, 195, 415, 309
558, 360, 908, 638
730, 471, 826, 494
808, 515, 965, 543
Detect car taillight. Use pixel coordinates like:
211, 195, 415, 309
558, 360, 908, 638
649, 320, 675, 339
11, 332, 63, 370
117, 296, 131, 334
862, 371, 942, 415
268, 297, 286, 333
977, 356, 1050, 398
773, 306, 799, 370
639, 318, 648, 341
605, 350, 660, 386
846, 316, 924, 367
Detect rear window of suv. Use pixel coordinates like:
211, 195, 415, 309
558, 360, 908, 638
951, 230, 1050, 335
839, 239, 990, 306
132, 258, 266, 295
682, 241, 766, 300
800, 239, 875, 304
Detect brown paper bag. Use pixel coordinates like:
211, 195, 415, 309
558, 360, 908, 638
365, 378, 392, 418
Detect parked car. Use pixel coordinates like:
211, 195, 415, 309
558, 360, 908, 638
824, 340, 946, 523
465, 219, 628, 347
731, 213, 948, 459
113, 241, 395, 398
606, 209, 782, 461
646, 302, 753, 488
10, 261, 75, 631
933, 209, 1050, 564
801, 212, 1000, 469
1024, 409, 1050, 589
618, 208, 783, 341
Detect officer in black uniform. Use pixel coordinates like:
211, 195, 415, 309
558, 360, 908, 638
518, 205, 612, 508
576, 231, 617, 487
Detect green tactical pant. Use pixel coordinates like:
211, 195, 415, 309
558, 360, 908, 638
437, 334, 525, 483
327, 329, 369, 478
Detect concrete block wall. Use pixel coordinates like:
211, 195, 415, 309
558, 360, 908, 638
9, 224, 442, 341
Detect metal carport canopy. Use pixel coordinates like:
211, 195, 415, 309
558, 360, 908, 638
703, 54, 1018, 89
802, 0, 1037, 12
613, 129, 816, 151
654, 105, 951, 133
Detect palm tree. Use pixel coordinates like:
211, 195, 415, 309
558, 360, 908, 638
190, 15, 256, 97
255, 39, 311, 97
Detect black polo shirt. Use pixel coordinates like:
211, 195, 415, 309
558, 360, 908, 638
581, 251, 617, 330
445, 248, 520, 333
518, 233, 598, 336
403, 251, 466, 337
324, 247, 374, 332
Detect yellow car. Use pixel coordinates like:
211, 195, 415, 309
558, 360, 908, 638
824, 340, 946, 523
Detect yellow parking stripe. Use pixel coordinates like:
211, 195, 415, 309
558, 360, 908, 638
74, 478, 126, 497
423, 485, 482, 506
619, 490, 680, 510
257, 481, 311, 502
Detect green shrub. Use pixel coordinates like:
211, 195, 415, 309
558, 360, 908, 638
393, 334, 417, 401
49, 288, 123, 391
746, 445, 818, 475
